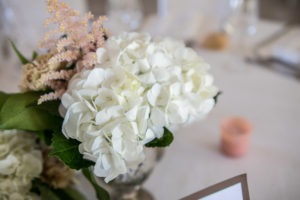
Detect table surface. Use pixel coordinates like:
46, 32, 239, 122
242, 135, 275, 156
143, 50, 300, 200
1, 1, 300, 200
140, 12, 300, 200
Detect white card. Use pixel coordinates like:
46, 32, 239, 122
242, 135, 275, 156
181, 174, 249, 200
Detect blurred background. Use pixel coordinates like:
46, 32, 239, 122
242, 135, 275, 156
0, 0, 300, 92
0, 1, 300, 199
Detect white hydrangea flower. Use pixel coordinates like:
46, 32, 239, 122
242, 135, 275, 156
61, 32, 218, 182
0, 130, 42, 200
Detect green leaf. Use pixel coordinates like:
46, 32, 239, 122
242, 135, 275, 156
9, 40, 29, 64
145, 128, 174, 147
36, 130, 53, 145
39, 185, 60, 200
0, 91, 10, 110
0, 92, 62, 131
49, 131, 94, 170
32, 179, 60, 200
32, 179, 86, 200
55, 187, 87, 200
82, 168, 110, 200
32, 51, 38, 61
213, 91, 222, 104
33, 100, 61, 117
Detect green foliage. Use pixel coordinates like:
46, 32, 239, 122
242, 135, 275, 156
0, 92, 10, 110
33, 99, 61, 117
49, 132, 94, 170
82, 168, 110, 200
213, 91, 222, 104
0, 91, 94, 171
32, 179, 60, 200
0, 92, 62, 131
31, 179, 86, 200
32, 51, 38, 61
36, 130, 53, 145
55, 187, 87, 200
9, 40, 29, 64
145, 128, 174, 147
10, 39, 38, 64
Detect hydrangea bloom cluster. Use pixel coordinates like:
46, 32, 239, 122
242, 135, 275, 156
61, 32, 218, 182
0, 130, 43, 200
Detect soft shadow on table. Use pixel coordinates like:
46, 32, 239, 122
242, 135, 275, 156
177, 124, 224, 157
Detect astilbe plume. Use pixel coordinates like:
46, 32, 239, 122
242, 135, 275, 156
19, 52, 76, 104
36, 0, 107, 104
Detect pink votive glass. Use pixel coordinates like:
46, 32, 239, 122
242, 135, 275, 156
221, 117, 253, 157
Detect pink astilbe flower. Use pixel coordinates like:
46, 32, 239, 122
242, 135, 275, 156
20, 53, 66, 92
40, 0, 107, 69
38, 89, 66, 105
32, 0, 108, 104
42, 70, 76, 82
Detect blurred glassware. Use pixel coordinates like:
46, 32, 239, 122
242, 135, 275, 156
106, 0, 143, 34
247, 25, 300, 79
157, 0, 168, 18
218, 0, 258, 58
220, 0, 258, 36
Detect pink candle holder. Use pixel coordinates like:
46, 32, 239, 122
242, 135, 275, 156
221, 117, 253, 157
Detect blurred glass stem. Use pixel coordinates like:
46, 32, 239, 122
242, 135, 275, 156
157, 0, 168, 18
219, 0, 258, 57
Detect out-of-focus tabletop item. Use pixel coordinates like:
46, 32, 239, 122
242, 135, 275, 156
202, 32, 229, 50
221, 117, 253, 157
271, 28, 300, 67
219, 0, 258, 36
181, 174, 250, 200
106, 0, 143, 34
252, 25, 300, 73
86, 0, 159, 18
201, 0, 258, 52
260, 0, 300, 23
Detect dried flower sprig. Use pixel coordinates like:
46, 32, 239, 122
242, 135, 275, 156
20, 53, 67, 91
19, 53, 76, 104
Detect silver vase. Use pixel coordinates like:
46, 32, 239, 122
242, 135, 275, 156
93, 148, 164, 200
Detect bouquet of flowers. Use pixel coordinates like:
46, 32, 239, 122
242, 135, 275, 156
0, 0, 219, 199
